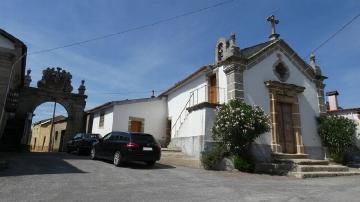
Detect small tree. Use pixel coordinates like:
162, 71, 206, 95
212, 99, 271, 155
317, 115, 357, 163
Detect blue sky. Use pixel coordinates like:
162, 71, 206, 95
1, 0, 359, 122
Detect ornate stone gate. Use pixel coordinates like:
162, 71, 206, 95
1, 67, 87, 150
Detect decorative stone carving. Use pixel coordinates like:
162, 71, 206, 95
78, 80, 86, 95
273, 54, 289, 82
37, 67, 73, 92
267, 15, 280, 41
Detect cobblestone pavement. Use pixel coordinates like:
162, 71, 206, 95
0, 152, 359, 202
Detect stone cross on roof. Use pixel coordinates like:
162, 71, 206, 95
267, 15, 280, 41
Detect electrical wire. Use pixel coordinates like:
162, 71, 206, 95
28, 0, 235, 56
311, 12, 360, 54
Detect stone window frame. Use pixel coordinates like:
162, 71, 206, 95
273, 54, 290, 82
128, 116, 145, 133
265, 80, 305, 154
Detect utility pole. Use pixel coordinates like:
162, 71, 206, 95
48, 102, 56, 152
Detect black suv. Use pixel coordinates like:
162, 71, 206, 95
67, 133, 100, 154
90, 132, 161, 167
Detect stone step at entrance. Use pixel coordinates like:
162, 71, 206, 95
272, 153, 308, 159
257, 152, 360, 179
274, 158, 330, 165
159, 148, 201, 168
291, 171, 360, 179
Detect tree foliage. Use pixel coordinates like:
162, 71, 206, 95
212, 99, 270, 154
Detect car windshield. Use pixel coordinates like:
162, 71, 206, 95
84, 134, 99, 139
131, 133, 155, 143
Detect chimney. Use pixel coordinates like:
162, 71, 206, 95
326, 91, 339, 111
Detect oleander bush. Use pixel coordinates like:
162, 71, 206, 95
212, 99, 271, 155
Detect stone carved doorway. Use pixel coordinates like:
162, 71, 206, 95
1, 67, 87, 151
265, 80, 305, 154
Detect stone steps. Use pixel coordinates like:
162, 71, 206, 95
295, 165, 349, 172
347, 162, 360, 168
160, 148, 201, 168
263, 153, 360, 178
291, 171, 360, 179
274, 158, 330, 165
272, 153, 308, 159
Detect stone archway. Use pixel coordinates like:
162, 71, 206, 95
1, 67, 87, 151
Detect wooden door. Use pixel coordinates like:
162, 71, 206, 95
209, 75, 217, 104
276, 102, 296, 153
130, 120, 142, 132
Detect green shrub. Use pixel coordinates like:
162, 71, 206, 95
233, 154, 254, 172
201, 145, 227, 170
317, 115, 357, 164
212, 99, 270, 154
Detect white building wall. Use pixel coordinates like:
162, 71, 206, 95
217, 65, 228, 103
167, 74, 208, 137
0, 35, 15, 49
112, 98, 167, 143
243, 50, 322, 158
91, 107, 114, 137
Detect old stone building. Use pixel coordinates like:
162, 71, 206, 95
0, 29, 27, 142
30, 115, 67, 152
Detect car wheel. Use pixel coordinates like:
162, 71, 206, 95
146, 160, 156, 167
90, 148, 97, 160
113, 151, 123, 167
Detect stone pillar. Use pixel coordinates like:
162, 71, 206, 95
223, 63, 245, 101
315, 79, 326, 114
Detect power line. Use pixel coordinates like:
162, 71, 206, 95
311, 12, 360, 54
28, 0, 235, 56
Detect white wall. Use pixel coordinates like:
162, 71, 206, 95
91, 107, 114, 137
112, 98, 167, 143
217, 65, 228, 103
0, 35, 15, 50
243, 50, 322, 148
167, 73, 208, 137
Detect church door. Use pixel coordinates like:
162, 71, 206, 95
209, 75, 217, 104
276, 102, 296, 153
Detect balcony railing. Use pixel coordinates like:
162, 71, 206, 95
171, 85, 226, 137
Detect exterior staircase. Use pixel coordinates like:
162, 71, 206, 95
257, 153, 360, 179
159, 148, 201, 168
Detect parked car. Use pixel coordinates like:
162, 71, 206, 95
67, 133, 100, 154
90, 132, 161, 167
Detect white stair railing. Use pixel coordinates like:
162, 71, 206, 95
171, 85, 226, 138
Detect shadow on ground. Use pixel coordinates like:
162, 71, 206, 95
0, 152, 87, 177
96, 159, 176, 170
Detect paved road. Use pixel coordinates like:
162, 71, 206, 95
0, 152, 360, 202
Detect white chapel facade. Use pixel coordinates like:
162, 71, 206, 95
88, 16, 327, 161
